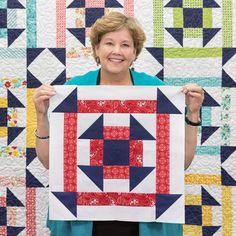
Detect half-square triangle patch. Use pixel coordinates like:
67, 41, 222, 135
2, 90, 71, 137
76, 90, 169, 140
157, 88, 182, 114
53, 88, 77, 112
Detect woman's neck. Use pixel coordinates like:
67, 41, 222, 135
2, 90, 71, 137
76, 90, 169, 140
99, 69, 133, 85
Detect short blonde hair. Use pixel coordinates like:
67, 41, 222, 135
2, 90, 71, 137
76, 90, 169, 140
90, 11, 146, 62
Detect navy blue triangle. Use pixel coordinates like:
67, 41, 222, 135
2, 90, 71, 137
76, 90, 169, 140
165, 28, 183, 46
7, 0, 25, 8
51, 69, 66, 85
164, 0, 182, 7
8, 127, 25, 145
105, 0, 123, 7
7, 188, 24, 207
27, 70, 42, 88
26, 148, 37, 166
146, 48, 164, 65
52, 192, 77, 217
53, 88, 77, 112
67, 28, 85, 46
79, 165, 103, 191
8, 90, 24, 108
203, 28, 221, 47
130, 167, 155, 191
156, 194, 182, 219
201, 186, 220, 206
8, 29, 25, 46
201, 126, 219, 144
222, 48, 236, 65
221, 146, 236, 164
222, 70, 236, 87
202, 91, 220, 106
202, 226, 221, 236
203, 0, 220, 8
221, 167, 236, 186
157, 88, 182, 114
130, 115, 155, 140
27, 48, 44, 67
67, 0, 85, 8
26, 169, 44, 187
7, 227, 25, 236
156, 69, 164, 81
48, 48, 66, 65
79, 115, 103, 139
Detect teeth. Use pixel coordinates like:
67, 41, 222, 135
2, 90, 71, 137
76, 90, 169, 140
110, 59, 122, 62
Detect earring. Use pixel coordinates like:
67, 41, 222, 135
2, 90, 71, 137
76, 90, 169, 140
96, 57, 100, 66
130, 61, 134, 71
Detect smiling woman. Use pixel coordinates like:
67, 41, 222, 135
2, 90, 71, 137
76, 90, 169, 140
33, 11, 204, 236
89, 11, 146, 85
94, 28, 136, 84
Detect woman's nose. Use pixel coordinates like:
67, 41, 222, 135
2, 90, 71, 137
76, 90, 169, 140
113, 45, 121, 53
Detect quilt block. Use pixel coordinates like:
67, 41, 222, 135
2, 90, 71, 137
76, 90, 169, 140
49, 85, 185, 224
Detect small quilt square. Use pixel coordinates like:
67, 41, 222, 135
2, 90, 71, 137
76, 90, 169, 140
184, 8, 203, 28
49, 86, 185, 223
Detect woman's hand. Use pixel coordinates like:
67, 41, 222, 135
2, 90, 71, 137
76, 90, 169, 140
33, 84, 56, 116
181, 84, 204, 120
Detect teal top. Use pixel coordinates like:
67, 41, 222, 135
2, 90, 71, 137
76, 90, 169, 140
47, 69, 182, 236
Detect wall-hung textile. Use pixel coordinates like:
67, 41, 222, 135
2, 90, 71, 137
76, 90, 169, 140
0, 0, 236, 235
48, 85, 185, 223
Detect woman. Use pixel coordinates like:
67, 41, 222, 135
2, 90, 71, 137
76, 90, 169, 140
33, 11, 204, 236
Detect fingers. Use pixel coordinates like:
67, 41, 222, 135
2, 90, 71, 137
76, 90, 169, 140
33, 84, 56, 101
181, 84, 205, 104
181, 84, 204, 95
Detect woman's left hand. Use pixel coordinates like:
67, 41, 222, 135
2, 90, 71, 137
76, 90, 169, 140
182, 84, 204, 117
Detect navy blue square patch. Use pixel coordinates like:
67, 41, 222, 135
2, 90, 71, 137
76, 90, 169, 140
0, 108, 7, 127
104, 140, 130, 166
184, 8, 202, 28
0, 9, 7, 28
185, 205, 202, 225
0, 207, 6, 225
85, 8, 104, 27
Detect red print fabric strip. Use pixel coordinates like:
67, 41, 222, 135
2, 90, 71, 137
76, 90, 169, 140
156, 114, 170, 194
103, 126, 130, 140
64, 113, 77, 192
77, 192, 156, 207
78, 100, 157, 113
90, 139, 104, 166
129, 140, 143, 167
103, 166, 129, 179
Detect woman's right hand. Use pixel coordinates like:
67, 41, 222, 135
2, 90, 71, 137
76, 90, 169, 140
33, 84, 56, 116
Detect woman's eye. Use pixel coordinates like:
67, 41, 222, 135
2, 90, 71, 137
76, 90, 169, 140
123, 44, 130, 47
106, 42, 113, 45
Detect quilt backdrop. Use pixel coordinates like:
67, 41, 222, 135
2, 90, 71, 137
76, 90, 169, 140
0, 0, 235, 235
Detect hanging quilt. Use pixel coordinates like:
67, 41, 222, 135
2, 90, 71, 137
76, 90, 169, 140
48, 85, 185, 224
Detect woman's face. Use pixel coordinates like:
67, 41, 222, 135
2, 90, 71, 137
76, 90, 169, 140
95, 28, 136, 75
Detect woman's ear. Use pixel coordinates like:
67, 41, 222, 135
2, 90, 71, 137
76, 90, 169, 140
94, 44, 99, 57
